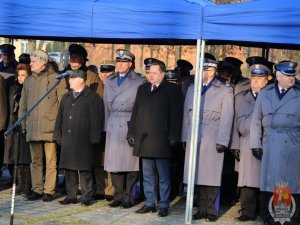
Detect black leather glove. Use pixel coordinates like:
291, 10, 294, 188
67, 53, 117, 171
127, 137, 135, 148
216, 144, 227, 153
230, 149, 240, 161
169, 139, 179, 148
251, 148, 263, 160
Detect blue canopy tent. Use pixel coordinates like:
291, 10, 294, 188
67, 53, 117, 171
0, 0, 213, 45
203, 0, 300, 49
0, 0, 214, 224
0, 0, 93, 40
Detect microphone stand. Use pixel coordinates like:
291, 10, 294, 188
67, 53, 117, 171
5, 77, 64, 225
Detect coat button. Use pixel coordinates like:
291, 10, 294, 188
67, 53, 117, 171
72, 104, 74, 107
68, 130, 71, 133
69, 116, 72, 119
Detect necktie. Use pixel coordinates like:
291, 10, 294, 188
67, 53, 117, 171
281, 89, 286, 94
202, 85, 207, 94
152, 85, 158, 92
75, 91, 80, 96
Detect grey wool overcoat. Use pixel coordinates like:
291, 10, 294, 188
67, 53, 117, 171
103, 70, 144, 172
250, 82, 300, 193
182, 79, 234, 186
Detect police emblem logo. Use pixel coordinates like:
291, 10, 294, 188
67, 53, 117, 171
255, 64, 260, 69
268, 182, 296, 224
118, 50, 124, 58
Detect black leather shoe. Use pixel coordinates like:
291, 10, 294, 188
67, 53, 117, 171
122, 201, 134, 209
81, 199, 94, 206
59, 198, 77, 205
207, 214, 218, 222
235, 214, 256, 221
193, 211, 206, 220
135, 205, 157, 214
105, 195, 114, 201
158, 208, 168, 217
27, 191, 43, 201
93, 194, 105, 200
43, 194, 54, 202
109, 200, 122, 208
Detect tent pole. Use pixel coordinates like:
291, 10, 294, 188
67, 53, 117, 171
262, 48, 270, 59
185, 39, 205, 224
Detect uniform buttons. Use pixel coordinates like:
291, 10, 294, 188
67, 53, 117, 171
72, 104, 74, 107
69, 116, 72, 119
68, 130, 71, 133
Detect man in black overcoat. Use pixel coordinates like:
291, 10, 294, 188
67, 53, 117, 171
127, 60, 183, 217
54, 70, 104, 206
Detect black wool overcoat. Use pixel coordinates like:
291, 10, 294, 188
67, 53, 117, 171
128, 80, 183, 158
54, 86, 104, 170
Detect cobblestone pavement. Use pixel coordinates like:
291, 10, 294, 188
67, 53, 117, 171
0, 168, 269, 225
0, 186, 266, 225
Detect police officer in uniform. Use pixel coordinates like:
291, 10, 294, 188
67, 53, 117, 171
94, 60, 116, 201
250, 61, 300, 225
0, 44, 18, 89
224, 56, 245, 84
143, 58, 157, 82
174, 59, 193, 98
165, 70, 179, 85
182, 53, 234, 221
231, 56, 272, 222
104, 49, 144, 208
164, 69, 184, 199
0, 44, 17, 173
99, 61, 115, 85
217, 60, 236, 87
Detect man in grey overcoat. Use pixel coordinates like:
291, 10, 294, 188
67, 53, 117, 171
182, 53, 234, 221
54, 70, 104, 206
231, 56, 272, 222
250, 61, 300, 225
104, 49, 144, 208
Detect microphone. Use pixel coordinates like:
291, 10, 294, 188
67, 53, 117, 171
56, 70, 72, 79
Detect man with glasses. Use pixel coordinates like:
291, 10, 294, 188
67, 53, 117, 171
250, 61, 300, 225
182, 53, 234, 222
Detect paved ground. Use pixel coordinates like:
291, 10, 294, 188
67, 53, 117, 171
0, 168, 267, 225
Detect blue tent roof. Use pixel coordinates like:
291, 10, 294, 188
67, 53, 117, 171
92, 0, 213, 40
203, 0, 300, 47
0, 0, 213, 44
